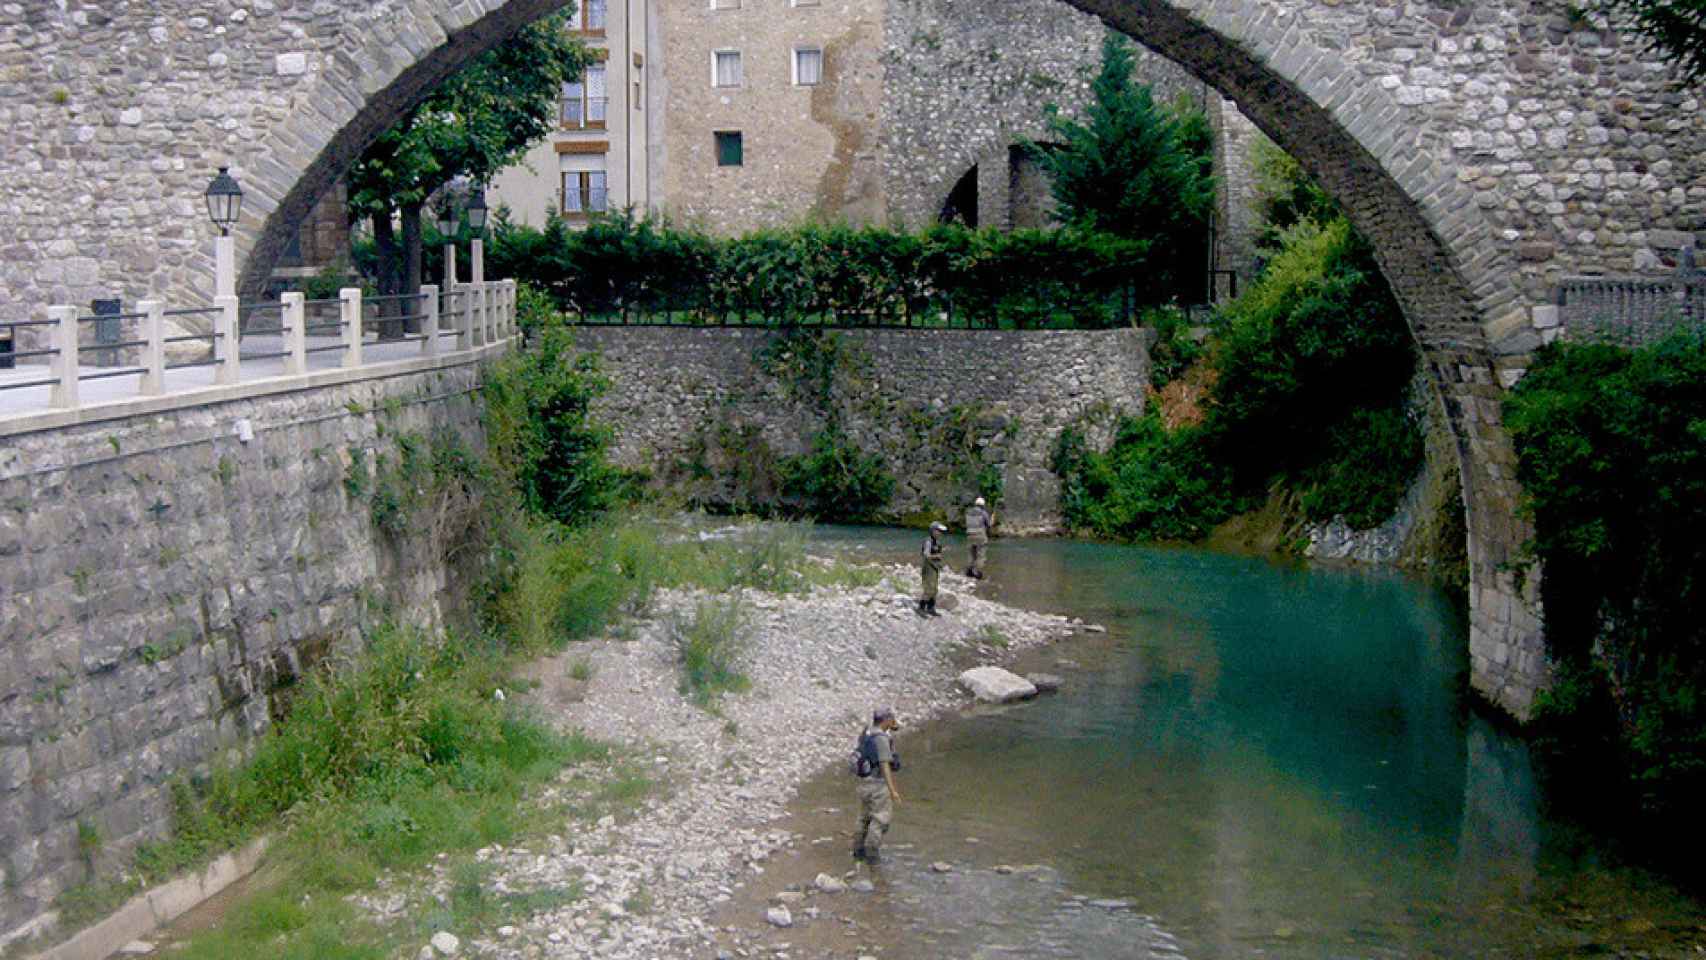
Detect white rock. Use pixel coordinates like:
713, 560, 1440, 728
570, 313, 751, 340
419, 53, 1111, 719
958, 666, 1037, 703
765, 905, 793, 928
930, 861, 953, 873
118, 943, 155, 956
813, 872, 845, 893
430, 930, 461, 955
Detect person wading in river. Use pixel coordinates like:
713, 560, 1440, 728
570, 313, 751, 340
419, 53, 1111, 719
853, 707, 902, 865
918, 522, 947, 617
964, 496, 993, 579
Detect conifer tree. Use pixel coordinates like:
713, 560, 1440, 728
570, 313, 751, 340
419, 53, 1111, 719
1026, 32, 1216, 305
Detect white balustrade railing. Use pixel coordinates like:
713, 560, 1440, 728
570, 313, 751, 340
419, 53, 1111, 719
0, 280, 518, 422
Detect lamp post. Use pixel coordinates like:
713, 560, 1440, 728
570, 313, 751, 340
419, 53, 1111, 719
205, 167, 244, 298
466, 185, 488, 289
435, 197, 458, 289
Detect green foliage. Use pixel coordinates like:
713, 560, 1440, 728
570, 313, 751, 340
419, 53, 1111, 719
481, 214, 1148, 328
483, 321, 628, 526
1206, 217, 1420, 523
670, 597, 753, 707
363, 429, 491, 544
1601, 0, 1706, 85
347, 17, 591, 221
1249, 136, 1338, 249
1053, 205, 1421, 541
1051, 413, 1243, 541
1143, 305, 1204, 390
779, 426, 896, 522
1024, 32, 1216, 305
1508, 326, 1706, 821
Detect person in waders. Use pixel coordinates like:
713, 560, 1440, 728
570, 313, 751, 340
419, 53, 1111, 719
853, 707, 902, 864
964, 496, 993, 579
918, 522, 946, 617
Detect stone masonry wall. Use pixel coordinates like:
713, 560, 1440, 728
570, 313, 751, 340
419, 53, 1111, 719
880, 0, 1209, 231
0, 362, 488, 941
571, 326, 1151, 530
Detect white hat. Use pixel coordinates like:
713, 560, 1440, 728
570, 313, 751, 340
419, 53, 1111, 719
930, 522, 947, 532
973, 497, 986, 507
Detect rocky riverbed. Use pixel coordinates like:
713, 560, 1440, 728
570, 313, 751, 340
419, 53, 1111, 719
378, 561, 1090, 959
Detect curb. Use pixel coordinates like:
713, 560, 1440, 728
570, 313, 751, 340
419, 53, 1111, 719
22, 838, 270, 960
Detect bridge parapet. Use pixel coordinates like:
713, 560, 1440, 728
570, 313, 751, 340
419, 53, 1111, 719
0, 280, 518, 440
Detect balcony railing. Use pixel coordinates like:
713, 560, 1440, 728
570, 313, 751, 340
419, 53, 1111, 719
561, 97, 609, 128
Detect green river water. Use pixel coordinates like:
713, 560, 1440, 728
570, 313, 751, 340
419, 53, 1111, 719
717, 528, 1706, 959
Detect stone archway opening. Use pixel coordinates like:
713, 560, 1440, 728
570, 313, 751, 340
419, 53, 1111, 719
234, 0, 1548, 719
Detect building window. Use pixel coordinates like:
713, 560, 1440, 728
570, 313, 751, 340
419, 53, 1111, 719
712, 50, 742, 88
711, 0, 740, 8
794, 47, 823, 85
563, 171, 609, 215
792, 0, 821, 5
561, 64, 608, 128
567, 0, 606, 33
715, 131, 743, 167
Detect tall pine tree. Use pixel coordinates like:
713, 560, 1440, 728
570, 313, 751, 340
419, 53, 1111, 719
1027, 33, 1216, 306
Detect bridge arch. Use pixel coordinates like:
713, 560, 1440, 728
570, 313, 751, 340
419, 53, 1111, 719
8, 0, 1704, 717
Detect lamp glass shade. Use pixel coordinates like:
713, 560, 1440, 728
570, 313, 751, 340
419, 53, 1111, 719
205, 167, 244, 229
434, 203, 456, 236
466, 188, 489, 233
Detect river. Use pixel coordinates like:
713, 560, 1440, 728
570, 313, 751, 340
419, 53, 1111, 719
713, 527, 1705, 959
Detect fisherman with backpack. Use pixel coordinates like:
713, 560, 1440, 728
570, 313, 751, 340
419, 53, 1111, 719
851, 706, 902, 864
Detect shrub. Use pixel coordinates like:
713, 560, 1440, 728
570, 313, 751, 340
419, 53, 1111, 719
671, 597, 753, 706
483, 321, 630, 526
779, 426, 896, 522
1508, 326, 1706, 824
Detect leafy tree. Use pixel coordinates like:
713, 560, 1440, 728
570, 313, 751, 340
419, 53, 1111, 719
348, 17, 590, 333
1603, 0, 1706, 84
1025, 32, 1216, 306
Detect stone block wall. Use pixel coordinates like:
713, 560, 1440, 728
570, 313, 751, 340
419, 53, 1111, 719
571, 325, 1151, 530
0, 362, 488, 942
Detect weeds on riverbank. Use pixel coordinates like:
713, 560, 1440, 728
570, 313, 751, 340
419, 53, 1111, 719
671, 597, 754, 707
491, 511, 885, 652
77, 624, 615, 960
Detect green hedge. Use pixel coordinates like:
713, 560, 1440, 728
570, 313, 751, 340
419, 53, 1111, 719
475, 214, 1153, 328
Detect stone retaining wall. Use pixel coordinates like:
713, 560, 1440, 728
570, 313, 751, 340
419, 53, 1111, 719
571, 326, 1152, 529
0, 361, 489, 942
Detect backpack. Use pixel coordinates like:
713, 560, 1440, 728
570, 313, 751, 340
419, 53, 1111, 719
848, 731, 900, 778
849, 732, 877, 778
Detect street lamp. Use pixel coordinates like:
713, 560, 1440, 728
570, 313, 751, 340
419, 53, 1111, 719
466, 186, 488, 287
205, 167, 244, 298
435, 196, 458, 288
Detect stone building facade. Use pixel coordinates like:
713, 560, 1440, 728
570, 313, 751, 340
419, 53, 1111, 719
652, 0, 889, 231
487, 0, 658, 226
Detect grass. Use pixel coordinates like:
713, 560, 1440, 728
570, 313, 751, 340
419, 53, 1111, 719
972, 624, 1010, 649
56, 623, 633, 960
41, 509, 870, 957
670, 597, 753, 707
493, 511, 887, 654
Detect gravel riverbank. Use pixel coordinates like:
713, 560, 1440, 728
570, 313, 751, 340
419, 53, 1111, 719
393, 561, 1089, 959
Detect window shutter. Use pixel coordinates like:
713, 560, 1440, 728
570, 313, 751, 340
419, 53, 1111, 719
587, 66, 608, 123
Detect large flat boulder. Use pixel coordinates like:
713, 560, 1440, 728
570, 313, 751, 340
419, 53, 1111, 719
958, 666, 1037, 703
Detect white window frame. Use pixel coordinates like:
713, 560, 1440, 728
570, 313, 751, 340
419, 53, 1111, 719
710, 0, 740, 8
711, 49, 743, 88
792, 46, 823, 86
791, 0, 821, 6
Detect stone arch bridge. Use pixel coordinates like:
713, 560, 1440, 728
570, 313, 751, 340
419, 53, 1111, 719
3, 0, 1704, 718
